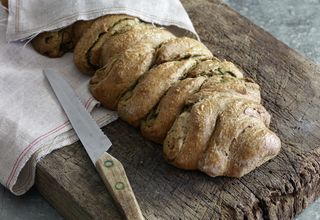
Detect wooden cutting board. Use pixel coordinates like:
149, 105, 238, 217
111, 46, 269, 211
35, 0, 320, 219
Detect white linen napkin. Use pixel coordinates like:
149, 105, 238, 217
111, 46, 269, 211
0, 0, 198, 196
0, 9, 118, 196
6, 0, 198, 41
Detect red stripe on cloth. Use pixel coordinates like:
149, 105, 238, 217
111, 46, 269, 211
85, 97, 95, 109
5, 121, 69, 187
6, 97, 94, 188
13, 114, 107, 192
84, 97, 94, 109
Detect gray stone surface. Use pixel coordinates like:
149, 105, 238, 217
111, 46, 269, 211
0, 0, 319, 219
224, 0, 320, 64
0, 186, 62, 220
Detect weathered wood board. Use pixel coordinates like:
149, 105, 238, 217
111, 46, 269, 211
35, 0, 320, 219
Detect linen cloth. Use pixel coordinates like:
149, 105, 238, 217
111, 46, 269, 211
0, 0, 197, 195
6, 0, 198, 41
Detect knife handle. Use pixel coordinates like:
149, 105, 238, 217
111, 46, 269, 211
96, 152, 144, 220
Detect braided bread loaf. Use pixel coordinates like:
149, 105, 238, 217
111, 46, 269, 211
32, 15, 281, 177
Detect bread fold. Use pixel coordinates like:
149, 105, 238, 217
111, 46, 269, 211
155, 37, 213, 64
87, 19, 148, 69
118, 59, 197, 127
141, 76, 206, 143
90, 44, 155, 110
187, 59, 244, 78
31, 20, 94, 58
164, 96, 230, 169
100, 27, 175, 66
199, 100, 276, 177
31, 26, 73, 58
74, 15, 138, 74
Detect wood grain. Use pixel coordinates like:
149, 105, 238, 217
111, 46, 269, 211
36, 0, 320, 219
96, 152, 143, 220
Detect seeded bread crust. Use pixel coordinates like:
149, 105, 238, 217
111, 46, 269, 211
141, 76, 206, 144
199, 100, 276, 177
118, 59, 197, 127
31, 20, 93, 58
90, 44, 155, 110
73, 15, 137, 74
187, 59, 244, 78
100, 27, 175, 66
155, 37, 214, 64
31, 26, 73, 58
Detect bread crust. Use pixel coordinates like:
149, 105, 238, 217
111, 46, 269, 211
118, 59, 197, 127
225, 123, 280, 176
164, 73, 280, 175
141, 76, 206, 143
164, 95, 232, 169
88, 19, 144, 69
90, 44, 155, 110
71, 20, 95, 48
31, 26, 73, 58
187, 59, 244, 78
155, 37, 213, 64
100, 27, 175, 66
186, 75, 261, 105
31, 20, 93, 58
73, 15, 136, 74
198, 100, 274, 177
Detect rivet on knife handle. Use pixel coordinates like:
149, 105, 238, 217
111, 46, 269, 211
96, 152, 144, 220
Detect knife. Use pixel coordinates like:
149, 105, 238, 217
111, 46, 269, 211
44, 69, 143, 220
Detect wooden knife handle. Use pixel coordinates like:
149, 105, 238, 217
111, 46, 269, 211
96, 152, 144, 220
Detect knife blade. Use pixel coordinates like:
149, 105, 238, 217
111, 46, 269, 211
44, 69, 143, 220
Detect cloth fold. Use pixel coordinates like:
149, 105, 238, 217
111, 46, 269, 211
0, 8, 118, 194
6, 0, 198, 41
0, 0, 197, 195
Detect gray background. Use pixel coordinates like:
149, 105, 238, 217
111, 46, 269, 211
1, 0, 320, 219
